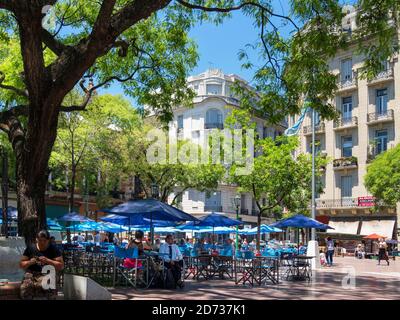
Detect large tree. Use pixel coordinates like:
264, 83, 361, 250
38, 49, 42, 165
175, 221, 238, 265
364, 143, 400, 207
225, 109, 327, 250
0, 1, 398, 243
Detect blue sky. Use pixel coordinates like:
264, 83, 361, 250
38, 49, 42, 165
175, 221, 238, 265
103, 2, 292, 107
103, 1, 352, 107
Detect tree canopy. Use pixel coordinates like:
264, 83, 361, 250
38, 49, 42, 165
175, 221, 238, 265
364, 143, 400, 207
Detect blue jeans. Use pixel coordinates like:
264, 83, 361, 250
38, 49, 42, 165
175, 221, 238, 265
326, 250, 334, 265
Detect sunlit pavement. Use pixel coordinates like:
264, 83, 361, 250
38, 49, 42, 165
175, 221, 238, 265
109, 257, 400, 300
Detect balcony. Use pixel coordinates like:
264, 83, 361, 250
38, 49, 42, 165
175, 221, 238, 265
367, 67, 394, 85
251, 209, 260, 216
204, 122, 224, 130
204, 205, 223, 212
333, 116, 358, 131
316, 198, 389, 208
240, 209, 249, 215
337, 72, 358, 93
333, 156, 358, 171
303, 122, 325, 136
316, 198, 358, 208
367, 109, 394, 125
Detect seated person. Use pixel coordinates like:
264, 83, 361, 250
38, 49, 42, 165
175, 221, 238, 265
193, 238, 206, 255
19, 230, 64, 300
159, 234, 184, 288
123, 230, 152, 268
153, 238, 161, 251
319, 250, 327, 266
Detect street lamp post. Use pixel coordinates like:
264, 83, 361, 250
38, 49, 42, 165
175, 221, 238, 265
234, 195, 241, 255
150, 182, 159, 245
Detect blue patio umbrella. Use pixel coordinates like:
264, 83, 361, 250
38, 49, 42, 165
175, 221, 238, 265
100, 213, 178, 227
240, 224, 283, 235
101, 199, 197, 222
186, 212, 242, 245
57, 212, 94, 223
271, 214, 333, 254
101, 199, 197, 244
46, 218, 64, 231
6, 206, 18, 220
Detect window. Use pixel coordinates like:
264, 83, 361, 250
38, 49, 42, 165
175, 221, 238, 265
342, 136, 352, 157
341, 58, 353, 81
376, 89, 388, 114
206, 84, 222, 95
309, 140, 321, 154
375, 130, 388, 155
205, 191, 222, 211
177, 115, 183, 130
341, 175, 352, 198
205, 109, 223, 129
263, 126, 268, 139
378, 60, 389, 72
342, 96, 352, 119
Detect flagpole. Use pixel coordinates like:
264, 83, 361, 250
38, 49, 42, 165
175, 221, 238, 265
311, 108, 316, 241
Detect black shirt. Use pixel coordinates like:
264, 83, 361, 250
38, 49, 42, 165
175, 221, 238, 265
23, 243, 62, 273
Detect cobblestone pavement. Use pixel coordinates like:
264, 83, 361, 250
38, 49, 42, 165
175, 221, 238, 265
109, 257, 400, 300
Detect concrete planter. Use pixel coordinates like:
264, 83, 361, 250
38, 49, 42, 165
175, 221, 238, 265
0, 237, 26, 281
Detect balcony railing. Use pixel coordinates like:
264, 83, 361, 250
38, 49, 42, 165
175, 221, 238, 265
240, 209, 249, 215
204, 122, 224, 129
251, 209, 260, 216
303, 122, 325, 135
194, 95, 240, 106
316, 198, 358, 208
333, 156, 358, 170
316, 198, 389, 208
204, 205, 223, 212
333, 116, 358, 130
367, 109, 394, 124
337, 72, 358, 91
368, 67, 394, 84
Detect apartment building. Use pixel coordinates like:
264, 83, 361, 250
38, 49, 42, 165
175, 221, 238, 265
167, 68, 286, 225
288, 7, 400, 241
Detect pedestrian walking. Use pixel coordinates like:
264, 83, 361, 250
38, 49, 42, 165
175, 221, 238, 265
378, 238, 389, 266
325, 236, 335, 266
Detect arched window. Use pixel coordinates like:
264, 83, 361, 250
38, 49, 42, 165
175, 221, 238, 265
205, 109, 223, 129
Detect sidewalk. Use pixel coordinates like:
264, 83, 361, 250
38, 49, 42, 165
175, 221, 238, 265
110, 257, 400, 300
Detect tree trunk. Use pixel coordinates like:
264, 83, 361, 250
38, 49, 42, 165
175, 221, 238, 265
256, 212, 261, 251
16, 168, 48, 245
69, 165, 76, 212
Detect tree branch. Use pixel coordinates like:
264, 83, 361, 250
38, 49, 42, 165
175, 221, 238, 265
41, 29, 68, 56
0, 71, 29, 98
177, 0, 299, 31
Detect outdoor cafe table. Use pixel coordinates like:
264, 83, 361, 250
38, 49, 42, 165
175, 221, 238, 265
188, 254, 234, 281
234, 256, 280, 286
284, 255, 314, 282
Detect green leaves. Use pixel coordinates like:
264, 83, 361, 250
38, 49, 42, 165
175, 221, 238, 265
365, 143, 400, 206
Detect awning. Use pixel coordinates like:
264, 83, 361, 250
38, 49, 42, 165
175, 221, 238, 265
360, 220, 396, 239
327, 221, 359, 235
316, 216, 330, 225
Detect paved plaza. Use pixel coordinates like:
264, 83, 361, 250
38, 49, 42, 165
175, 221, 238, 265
110, 257, 400, 300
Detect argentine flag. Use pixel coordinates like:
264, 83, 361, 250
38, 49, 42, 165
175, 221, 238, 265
284, 101, 311, 136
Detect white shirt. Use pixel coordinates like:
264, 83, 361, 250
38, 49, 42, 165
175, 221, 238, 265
94, 234, 101, 244
159, 243, 183, 262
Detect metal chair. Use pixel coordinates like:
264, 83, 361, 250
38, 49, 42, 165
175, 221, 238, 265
113, 246, 146, 288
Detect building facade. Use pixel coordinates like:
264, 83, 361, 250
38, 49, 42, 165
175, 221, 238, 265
288, 8, 400, 242
167, 68, 286, 225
